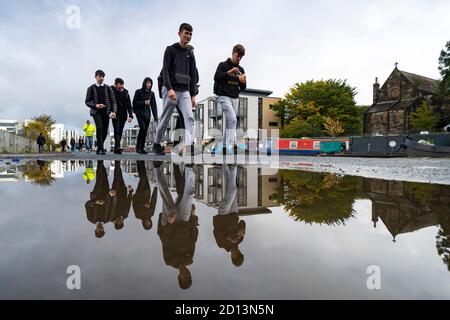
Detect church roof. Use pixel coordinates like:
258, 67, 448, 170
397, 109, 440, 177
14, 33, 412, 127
399, 70, 440, 94
366, 98, 418, 114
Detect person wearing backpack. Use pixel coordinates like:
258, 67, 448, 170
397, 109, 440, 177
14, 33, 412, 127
153, 23, 198, 156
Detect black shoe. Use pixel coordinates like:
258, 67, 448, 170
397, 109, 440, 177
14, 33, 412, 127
141, 149, 148, 154
113, 150, 122, 155
152, 143, 165, 156
100, 149, 106, 155
96, 148, 101, 155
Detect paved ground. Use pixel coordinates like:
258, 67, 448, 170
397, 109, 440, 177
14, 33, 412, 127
1, 152, 449, 185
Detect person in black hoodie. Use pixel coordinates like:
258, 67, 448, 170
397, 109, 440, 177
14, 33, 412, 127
213, 45, 247, 155
84, 70, 117, 155
153, 23, 198, 156
133, 77, 158, 154
111, 78, 134, 154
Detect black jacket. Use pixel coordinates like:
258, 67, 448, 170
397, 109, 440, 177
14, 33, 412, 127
161, 43, 198, 97
111, 87, 133, 119
133, 78, 158, 120
37, 136, 46, 145
85, 84, 117, 116
214, 58, 246, 98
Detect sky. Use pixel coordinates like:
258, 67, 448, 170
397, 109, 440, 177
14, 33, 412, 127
0, 0, 449, 131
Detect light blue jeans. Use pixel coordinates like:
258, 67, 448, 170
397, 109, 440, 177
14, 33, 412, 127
155, 87, 194, 146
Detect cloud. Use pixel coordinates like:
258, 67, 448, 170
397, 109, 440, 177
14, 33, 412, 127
0, 0, 449, 130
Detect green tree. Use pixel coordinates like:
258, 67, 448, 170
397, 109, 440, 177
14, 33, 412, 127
272, 170, 364, 226
272, 79, 361, 137
409, 101, 440, 132
22, 161, 55, 187
438, 40, 450, 97
323, 117, 344, 138
24, 114, 56, 146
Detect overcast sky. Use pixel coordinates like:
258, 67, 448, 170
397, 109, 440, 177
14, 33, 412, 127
0, 0, 449, 131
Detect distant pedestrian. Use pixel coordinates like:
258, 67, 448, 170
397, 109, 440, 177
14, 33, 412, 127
70, 137, 76, 152
36, 133, 46, 153
60, 139, 67, 153
83, 120, 96, 152
78, 137, 84, 151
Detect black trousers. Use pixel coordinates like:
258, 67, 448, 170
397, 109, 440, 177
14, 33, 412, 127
38, 144, 44, 153
93, 111, 109, 151
113, 116, 127, 150
136, 114, 150, 151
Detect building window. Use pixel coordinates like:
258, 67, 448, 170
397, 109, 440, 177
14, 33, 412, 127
195, 104, 204, 141
237, 167, 247, 207
268, 178, 278, 183
238, 98, 248, 132
208, 99, 223, 136
269, 122, 279, 127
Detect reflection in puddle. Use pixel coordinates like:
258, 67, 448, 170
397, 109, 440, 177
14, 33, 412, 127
1, 160, 450, 298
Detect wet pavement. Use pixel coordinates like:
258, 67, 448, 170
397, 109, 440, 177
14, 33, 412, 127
0, 159, 450, 299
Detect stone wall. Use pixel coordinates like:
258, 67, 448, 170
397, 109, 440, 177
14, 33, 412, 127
0, 131, 38, 153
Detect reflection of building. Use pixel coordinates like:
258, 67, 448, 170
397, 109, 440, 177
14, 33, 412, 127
195, 165, 280, 214
0, 167, 23, 182
365, 179, 439, 242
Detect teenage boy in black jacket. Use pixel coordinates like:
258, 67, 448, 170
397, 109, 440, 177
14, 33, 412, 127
213, 44, 247, 155
153, 23, 198, 156
85, 70, 117, 155
111, 78, 133, 154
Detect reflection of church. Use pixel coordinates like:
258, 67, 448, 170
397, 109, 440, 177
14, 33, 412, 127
365, 179, 442, 242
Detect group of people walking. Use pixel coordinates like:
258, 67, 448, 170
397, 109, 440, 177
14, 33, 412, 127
84, 23, 247, 156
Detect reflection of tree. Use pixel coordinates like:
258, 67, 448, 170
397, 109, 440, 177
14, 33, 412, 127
434, 185, 450, 271
23, 161, 55, 187
273, 170, 364, 226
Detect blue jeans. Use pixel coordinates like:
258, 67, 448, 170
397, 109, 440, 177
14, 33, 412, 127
86, 136, 93, 150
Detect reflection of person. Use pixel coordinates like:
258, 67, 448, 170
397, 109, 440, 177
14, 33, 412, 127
213, 214, 246, 267
83, 160, 95, 184
85, 161, 111, 238
110, 161, 132, 230
213, 164, 245, 267
155, 162, 198, 289
133, 161, 158, 230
